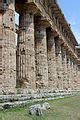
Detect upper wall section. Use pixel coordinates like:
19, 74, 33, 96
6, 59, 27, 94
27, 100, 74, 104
1, 0, 78, 49
15, 0, 78, 53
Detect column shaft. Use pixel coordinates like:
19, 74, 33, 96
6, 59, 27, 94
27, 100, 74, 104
62, 47, 68, 90
70, 59, 74, 90
17, 12, 36, 90
0, 0, 16, 93
67, 57, 72, 90
47, 32, 57, 90
77, 64, 80, 90
55, 41, 63, 90
73, 62, 77, 90
35, 26, 48, 89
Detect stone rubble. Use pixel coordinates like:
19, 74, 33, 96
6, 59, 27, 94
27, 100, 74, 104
29, 102, 50, 116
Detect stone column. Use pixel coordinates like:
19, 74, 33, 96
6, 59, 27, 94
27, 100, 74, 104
62, 46, 68, 90
70, 59, 74, 90
0, 0, 16, 93
0, 11, 3, 91
73, 61, 77, 90
55, 40, 63, 90
17, 11, 36, 90
67, 57, 72, 90
47, 31, 57, 90
77, 64, 80, 90
35, 23, 48, 89
77, 64, 79, 90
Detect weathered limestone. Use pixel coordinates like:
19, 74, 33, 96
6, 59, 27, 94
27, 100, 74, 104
0, 11, 4, 92
29, 104, 42, 116
77, 64, 80, 90
0, 42, 2, 91
47, 30, 57, 90
67, 57, 72, 90
73, 61, 77, 90
76, 47, 80, 90
61, 46, 68, 90
70, 59, 74, 90
29, 102, 50, 116
17, 11, 36, 90
35, 22, 48, 89
55, 40, 63, 90
0, 0, 16, 93
0, 0, 80, 93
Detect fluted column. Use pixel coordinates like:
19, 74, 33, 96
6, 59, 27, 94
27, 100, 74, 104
73, 61, 77, 90
47, 31, 57, 90
76, 64, 79, 90
70, 59, 74, 90
67, 57, 72, 90
35, 23, 48, 89
55, 40, 63, 90
62, 46, 68, 90
0, 0, 16, 93
17, 11, 36, 90
77, 64, 80, 90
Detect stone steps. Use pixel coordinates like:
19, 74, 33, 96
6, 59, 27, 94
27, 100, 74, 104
0, 92, 72, 102
0, 91, 75, 110
0, 90, 80, 110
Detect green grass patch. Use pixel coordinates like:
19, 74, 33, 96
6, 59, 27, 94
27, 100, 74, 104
0, 96, 80, 120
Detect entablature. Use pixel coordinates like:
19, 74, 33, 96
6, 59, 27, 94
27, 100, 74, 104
15, 0, 78, 59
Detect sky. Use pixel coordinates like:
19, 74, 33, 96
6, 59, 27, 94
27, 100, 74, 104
15, 1, 80, 44
57, 0, 80, 44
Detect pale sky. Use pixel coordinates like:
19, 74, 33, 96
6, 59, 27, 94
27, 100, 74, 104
58, 0, 80, 44
15, 1, 80, 44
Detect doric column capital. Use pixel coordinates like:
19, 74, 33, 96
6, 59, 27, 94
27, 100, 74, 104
55, 35, 64, 46
61, 42, 68, 50
16, 2, 37, 14
47, 28, 56, 49
34, 16, 50, 29
47, 28, 56, 36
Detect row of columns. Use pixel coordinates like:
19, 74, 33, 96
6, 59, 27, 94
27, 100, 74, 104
17, 11, 78, 91
0, 1, 78, 94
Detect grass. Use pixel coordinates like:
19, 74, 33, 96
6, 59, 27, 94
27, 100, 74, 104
0, 95, 80, 120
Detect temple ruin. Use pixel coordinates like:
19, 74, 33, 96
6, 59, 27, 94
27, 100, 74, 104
0, 0, 80, 94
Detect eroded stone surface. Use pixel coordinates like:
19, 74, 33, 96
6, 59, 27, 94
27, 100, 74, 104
0, 0, 80, 93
